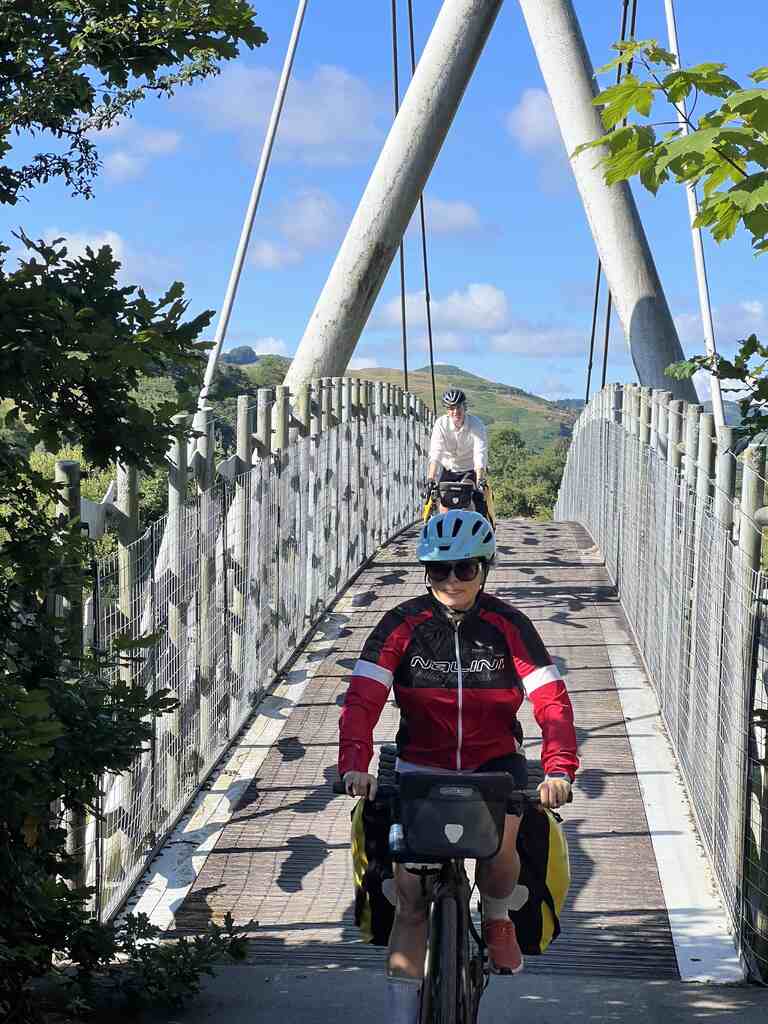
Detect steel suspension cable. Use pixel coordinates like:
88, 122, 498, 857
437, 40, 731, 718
391, 0, 409, 392
663, 0, 725, 429
585, 0, 632, 401
195, 0, 308, 424
606, 1, 638, 391
407, 0, 437, 414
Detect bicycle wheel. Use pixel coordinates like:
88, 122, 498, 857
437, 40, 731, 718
421, 892, 458, 1024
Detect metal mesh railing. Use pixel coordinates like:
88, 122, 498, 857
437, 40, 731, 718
84, 396, 430, 921
555, 384, 768, 982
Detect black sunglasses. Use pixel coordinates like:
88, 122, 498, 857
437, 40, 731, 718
425, 559, 482, 583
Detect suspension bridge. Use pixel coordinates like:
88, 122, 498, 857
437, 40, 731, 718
46, 0, 768, 1018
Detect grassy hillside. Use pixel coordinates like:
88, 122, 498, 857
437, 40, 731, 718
235, 358, 576, 449
354, 364, 576, 449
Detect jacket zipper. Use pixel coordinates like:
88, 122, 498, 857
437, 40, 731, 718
454, 621, 463, 771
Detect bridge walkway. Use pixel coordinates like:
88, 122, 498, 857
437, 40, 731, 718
136, 516, 706, 981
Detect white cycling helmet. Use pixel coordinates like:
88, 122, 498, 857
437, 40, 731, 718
417, 510, 496, 563
442, 387, 466, 407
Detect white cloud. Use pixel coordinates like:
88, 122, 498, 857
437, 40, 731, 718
40, 227, 174, 290
141, 130, 181, 156
348, 356, 380, 370
674, 298, 768, 356
197, 64, 383, 165
103, 151, 145, 182
425, 198, 482, 236
506, 89, 561, 153
251, 240, 302, 270
490, 320, 585, 356
252, 189, 343, 271
44, 228, 126, 264
506, 88, 572, 193
280, 190, 342, 249
379, 284, 509, 333
249, 337, 289, 356
99, 124, 181, 181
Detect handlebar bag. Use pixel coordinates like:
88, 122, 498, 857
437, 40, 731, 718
509, 805, 571, 954
399, 772, 509, 861
437, 481, 475, 510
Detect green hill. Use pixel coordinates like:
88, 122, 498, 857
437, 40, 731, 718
237, 358, 575, 449
352, 364, 576, 449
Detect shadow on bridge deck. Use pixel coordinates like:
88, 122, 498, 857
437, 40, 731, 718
160, 517, 687, 981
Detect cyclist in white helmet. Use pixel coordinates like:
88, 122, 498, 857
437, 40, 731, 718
339, 510, 578, 1024
426, 387, 489, 517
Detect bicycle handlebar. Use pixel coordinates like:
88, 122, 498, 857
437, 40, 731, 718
332, 778, 572, 805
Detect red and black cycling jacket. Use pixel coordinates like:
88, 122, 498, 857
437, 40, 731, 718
338, 592, 578, 779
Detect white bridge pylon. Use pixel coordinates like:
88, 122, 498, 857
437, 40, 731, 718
280, 0, 696, 402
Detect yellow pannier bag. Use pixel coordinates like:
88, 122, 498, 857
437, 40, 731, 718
351, 797, 395, 946
509, 806, 570, 954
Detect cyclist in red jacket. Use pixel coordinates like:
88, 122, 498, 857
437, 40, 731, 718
339, 510, 578, 1024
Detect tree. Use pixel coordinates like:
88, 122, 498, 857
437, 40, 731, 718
0, 1, 267, 205
577, 40, 768, 436
488, 425, 526, 478
0, 3, 267, 1018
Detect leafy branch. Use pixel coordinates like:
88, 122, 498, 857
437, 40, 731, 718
574, 39, 768, 252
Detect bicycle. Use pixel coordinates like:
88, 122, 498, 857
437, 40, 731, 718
336, 762, 545, 1024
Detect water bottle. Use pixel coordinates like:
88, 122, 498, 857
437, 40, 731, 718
389, 822, 406, 856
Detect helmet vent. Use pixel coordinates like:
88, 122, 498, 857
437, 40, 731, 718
451, 518, 462, 537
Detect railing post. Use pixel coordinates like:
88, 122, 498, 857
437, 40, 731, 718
166, 412, 189, 810
668, 401, 684, 475
684, 404, 702, 492
611, 383, 623, 425
696, 413, 715, 511
294, 381, 311, 439
196, 404, 216, 764
231, 395, 253, 729
342, 377, 353, 423
55, 459, 87, 888
656, 391, 671, 461
274, 384, 290, 451
310, 378, 322, 437
254, 387, 273, 461
739, 444, 765, 606
741, 441, 768, 982
273, 385, 290, 671
116, 462, 139, 672
715, 427, 737, 534
331, 377, 343, 427
322, 376, 333, 433
639, 386, 651, 446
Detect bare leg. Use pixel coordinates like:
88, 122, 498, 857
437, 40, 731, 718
475, 813, 522, 898
387, 864, 431, 979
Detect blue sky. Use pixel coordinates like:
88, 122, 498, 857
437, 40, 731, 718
3, 1, 767, 400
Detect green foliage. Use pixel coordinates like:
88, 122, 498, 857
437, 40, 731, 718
0, 3, 267, 1019
1, 235, 212, 472
241, 353, 291, 388
581, 39, 768, 442
56, 910, 248, 1014
576, 39, 768, 253
668, 334, 768, 437
0, 0, 267, 205
489, 432, 568, 520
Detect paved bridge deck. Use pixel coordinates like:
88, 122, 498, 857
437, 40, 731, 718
159, 518, 689, 979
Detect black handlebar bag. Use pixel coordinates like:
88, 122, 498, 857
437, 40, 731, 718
398, 772, 510, 861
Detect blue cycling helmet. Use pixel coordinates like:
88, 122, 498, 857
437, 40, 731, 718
417, 510, 496, 563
